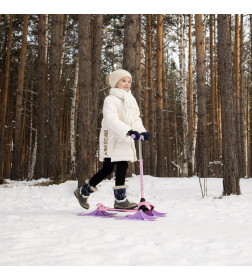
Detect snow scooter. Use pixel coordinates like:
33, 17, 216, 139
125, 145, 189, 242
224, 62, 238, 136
78, 135, 166, 221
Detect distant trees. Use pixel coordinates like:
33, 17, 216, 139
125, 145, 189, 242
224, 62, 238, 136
1, 14, 252, 196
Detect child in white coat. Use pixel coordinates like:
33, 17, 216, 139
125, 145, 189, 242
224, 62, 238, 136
74, 69, 149, 210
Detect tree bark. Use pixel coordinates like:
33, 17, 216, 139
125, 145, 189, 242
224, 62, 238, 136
210, 14, 217, 165
77, 14, 93, 186
195, 14, 208, 178
249, 15, 252, 177
156, 14, 165, 177
0, 15, 13, 178
123, 14, 140, 176
235, 14, 242, 178
217, 14, 240, 195
178, 15, 189, 177
47, 14, 64, 179
91, 14, 103, 174
11, 15, 29, 179
123, 14, 139, 103
162, 40, 171, 176
239, 14, 246, 177
35, 14, 47, 179
147, 15, 156, 176
143, 15, 150, 174
188, 14, 194, 176
70, 59, 79, 178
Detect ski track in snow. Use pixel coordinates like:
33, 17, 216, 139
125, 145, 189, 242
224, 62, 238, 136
1, 176, 252, 265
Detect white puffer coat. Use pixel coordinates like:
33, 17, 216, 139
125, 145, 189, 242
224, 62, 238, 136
99, 88, 146, 162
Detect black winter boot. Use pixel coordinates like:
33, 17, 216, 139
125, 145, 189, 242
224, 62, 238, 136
113, 185, 137, 209
74, 179, 98, 209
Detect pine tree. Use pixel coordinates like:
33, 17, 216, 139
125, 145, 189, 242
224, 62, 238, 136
35, 14, 47, 179
178, 14, 189, 177
77, 14, 93, 186
0, 15, 13, 179
217, 14, 240, 195
47, 15, 64, 179
123, 15, 139, 102
11, 15, 29, 179
195, 14, 208, 179
156, 14, 165, 177
188, 14, 194, 176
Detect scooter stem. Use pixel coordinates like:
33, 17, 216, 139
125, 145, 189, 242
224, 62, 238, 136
138, 137, 145, 200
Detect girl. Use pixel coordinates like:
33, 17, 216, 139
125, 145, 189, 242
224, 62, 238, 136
74, 69, 149, 210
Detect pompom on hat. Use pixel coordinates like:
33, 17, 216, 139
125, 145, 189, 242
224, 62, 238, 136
106, 69, 132, 88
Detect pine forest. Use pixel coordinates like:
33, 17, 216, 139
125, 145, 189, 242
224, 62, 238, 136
0, 14, 251, 195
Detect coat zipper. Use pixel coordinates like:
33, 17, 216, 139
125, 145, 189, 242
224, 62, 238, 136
130, 121, 136, 161
130, 138, 137, 161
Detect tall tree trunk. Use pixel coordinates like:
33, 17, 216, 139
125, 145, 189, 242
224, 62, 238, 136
215, 22, 222, 176
195, 14, 208, 178
28, 131, 37, 180
35, 14, 47, 179
172, 84, 180, 176
235, 14, 242, 178
47, 15, 63, 179
21, 79, 28, 178
249, 15, 252, 177
70, 59, 79, 178
58, 14, 67, 179
123, 14, 140, 176
91, 14, 103, 174
11, 15, 29, 179
210, 14, 217, 165
59, 15, 68, 81
156, 14, 165, 177
162, 42, 171, 176
77, 14, 93, 187
143, 15, 150, 174
0, 15, 13, 178
123, 14, 139, 102
239, 14, 246, 177
147, 15, 156, 176
178, 14, 189, 177
217, 14, 240, 195
188, 14, 194, 176
27, 87, 36, 180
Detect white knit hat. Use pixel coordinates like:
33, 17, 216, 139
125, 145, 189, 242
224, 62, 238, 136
107, 69, 132, 88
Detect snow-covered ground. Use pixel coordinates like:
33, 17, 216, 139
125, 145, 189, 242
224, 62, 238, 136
1, 175, 252, 269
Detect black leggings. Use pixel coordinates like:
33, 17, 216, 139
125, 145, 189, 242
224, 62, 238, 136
89, 158, 128, 187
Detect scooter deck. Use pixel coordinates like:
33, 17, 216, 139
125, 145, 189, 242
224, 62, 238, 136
95, 203, 138, 213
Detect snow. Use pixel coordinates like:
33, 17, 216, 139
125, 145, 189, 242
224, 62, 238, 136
1, 175, 252, 275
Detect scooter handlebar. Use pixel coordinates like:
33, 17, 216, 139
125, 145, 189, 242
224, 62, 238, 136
130, 134, 144, 140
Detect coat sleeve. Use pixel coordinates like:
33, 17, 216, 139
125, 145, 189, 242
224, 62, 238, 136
132, 105, 147, 133
103, 96, 132, 138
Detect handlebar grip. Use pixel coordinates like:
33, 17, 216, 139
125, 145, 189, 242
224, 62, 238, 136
130, 134, 144, 140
